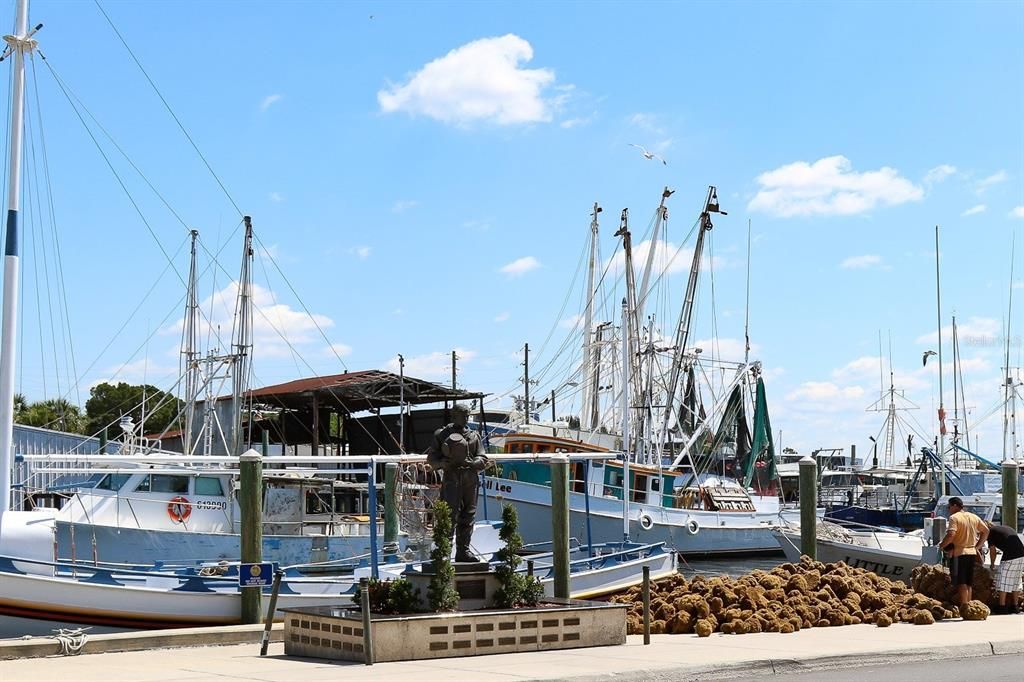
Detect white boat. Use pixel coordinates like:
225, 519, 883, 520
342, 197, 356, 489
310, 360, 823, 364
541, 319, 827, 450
773, 524, 926, 583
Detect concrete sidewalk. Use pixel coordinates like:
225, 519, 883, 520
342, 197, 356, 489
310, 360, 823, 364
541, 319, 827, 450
1, 616, 1022, 682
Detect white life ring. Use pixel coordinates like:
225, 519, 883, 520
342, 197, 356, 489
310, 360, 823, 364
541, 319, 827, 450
639, 513, 654, 531
686, 517, 700, 535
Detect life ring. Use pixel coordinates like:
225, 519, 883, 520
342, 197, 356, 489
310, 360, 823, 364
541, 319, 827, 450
639, 513, 654, 531
686, 517, 700, 535
168, 496, 192, 523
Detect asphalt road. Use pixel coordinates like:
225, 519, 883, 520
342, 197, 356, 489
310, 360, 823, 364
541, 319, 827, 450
727, 654, 1024, 681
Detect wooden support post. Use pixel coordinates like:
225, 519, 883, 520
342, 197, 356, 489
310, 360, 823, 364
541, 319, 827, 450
551, 457, 570, 599
260, 569, 285, 656
312, 393, 320, 456
799, 456, 817, 560
384, 463, 399, 555
240, 450, 263, 624
642, 565, 651, 645
360, 577, 374, 665
1003, 459, 1019, 532
261, 428, 269, 457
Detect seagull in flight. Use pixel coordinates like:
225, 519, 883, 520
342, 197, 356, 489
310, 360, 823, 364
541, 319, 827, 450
922, 350, 938, 366
629, 144, 667, 165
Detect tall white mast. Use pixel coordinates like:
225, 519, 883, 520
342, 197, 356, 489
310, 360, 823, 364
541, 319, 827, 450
181, 230, 200, 456
934, 226, 946, 496
580, 203, 601, 431
620, 297, 630, 541
231, 216, 254, 456
0, 0, 37, 520
636, 187, 673, 324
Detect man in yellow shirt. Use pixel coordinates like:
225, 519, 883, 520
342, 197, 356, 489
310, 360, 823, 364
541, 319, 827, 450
940, 497, 989, 610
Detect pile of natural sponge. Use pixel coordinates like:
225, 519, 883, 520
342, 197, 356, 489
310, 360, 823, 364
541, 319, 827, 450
610, 556, 983, 637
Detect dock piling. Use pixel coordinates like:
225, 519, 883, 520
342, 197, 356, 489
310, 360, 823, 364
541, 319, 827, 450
240, 450, 263, 624
384, 463, 399, 555
359, 577, 374, 665
1003, 459, 1019, 532
799, 456, 817, 560
551, 457, 570, 599
642, 565, 651, 645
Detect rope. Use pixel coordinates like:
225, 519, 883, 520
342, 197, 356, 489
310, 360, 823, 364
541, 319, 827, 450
51, 627, 90, 656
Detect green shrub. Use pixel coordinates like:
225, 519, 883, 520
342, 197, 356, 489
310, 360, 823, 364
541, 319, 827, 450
493, 504, 545, 608
354, 577, 422, 614
428, 499, 459, 611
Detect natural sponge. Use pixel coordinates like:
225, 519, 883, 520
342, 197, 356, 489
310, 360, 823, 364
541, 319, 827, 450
961, 600, 990, 621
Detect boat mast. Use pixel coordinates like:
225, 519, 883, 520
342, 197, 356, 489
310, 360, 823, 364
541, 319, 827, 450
0, 0, 37, 519
934, 225, 946, 496
1003, 236, 1015, 463
181, 229, 200, 456
231, 216, 254, 456
580, 203, 601, 431
620, 297, 630, 541
657, 186, 725, 459
635, 187, 673, 324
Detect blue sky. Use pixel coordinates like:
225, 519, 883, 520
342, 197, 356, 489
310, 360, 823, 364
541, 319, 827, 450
2, 0, 1023, 459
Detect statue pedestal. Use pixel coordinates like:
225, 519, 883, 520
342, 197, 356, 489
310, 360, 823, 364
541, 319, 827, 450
404, 561, 499, 611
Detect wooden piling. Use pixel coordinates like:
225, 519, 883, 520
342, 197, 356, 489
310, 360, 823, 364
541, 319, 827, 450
799, 456, 817, 560
240, 451, 263, 624
551, 458, 570, 599
1003, 459, 1019, 532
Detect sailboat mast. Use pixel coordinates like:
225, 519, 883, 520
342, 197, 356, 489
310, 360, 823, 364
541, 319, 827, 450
1003, 235, 1015, 462
0, 0, 36, 518
231, 216, 254, 455
657, 186, 725, 458
580, 203, 601, 431
620, 297, 631, 541
181, 230, 200, 455
934, 225, 946, 496
636, 187, 673, 323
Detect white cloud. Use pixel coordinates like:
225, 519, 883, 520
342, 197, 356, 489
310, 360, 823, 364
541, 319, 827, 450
326, 342, 352, 358
385, 349, 477, 382
164, 281, 335, 361
915, 316, 999, 346
559, 314, 582, 329
606, 240, 726, 279
961, 204, 986, 217
351, 246, 371, 260
747, 155, 923, 217
691, 337, 760, 360
494, 311, 510, 323
628, 113, 666, 136
378, 34, 562, 126
832, 356, 882, 380
786, 381, 865, 405
500, 256, 540, 277
269, 192, 284, 203
260, 94, 282, 111
924, 164, 957, 185
560, 115, 594, 129
1011, 206, 1024, 219
391, 199, 418, 213
840, 254, 881, 269
976, 170, 1007, 193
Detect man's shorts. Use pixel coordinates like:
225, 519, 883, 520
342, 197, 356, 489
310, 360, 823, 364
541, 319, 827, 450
951, 554, 976, 586
995, 556, 1024, 593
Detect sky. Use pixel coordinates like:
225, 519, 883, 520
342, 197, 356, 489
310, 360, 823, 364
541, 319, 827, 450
1, 0, 1023, 461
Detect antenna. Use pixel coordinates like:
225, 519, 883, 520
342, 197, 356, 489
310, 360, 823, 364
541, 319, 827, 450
744, 218, 752, 364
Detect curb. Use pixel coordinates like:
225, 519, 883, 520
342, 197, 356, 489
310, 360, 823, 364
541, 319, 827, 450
0, 622, 282, 660
557, 640, 1024, 682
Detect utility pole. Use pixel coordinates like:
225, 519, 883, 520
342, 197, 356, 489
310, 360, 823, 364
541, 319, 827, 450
451, 350, 457, 390
397, 354, 405, 453
551, 389, 556, 423
935, 226, 946, 496
524, 343, 531, 425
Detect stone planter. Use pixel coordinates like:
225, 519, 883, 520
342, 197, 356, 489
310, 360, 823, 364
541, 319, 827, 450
283, 598, 626, 663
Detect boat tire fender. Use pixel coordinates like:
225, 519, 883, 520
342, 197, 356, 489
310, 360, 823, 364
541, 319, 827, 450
686, 517, 700, 535
639, 512, 654, 531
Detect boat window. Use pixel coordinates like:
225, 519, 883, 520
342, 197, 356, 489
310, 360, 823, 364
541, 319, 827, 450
536, 445, 551, 453
95, 473, 131, 491
508, 444, 520, 454
133, 475, 151, 492
195, 476, 224, 496
651, 478, 661, 493
151, 475, 190, 494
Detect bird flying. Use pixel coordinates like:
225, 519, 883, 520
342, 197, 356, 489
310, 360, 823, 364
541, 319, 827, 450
629, 143, 667, 165
922, 350, 938, 366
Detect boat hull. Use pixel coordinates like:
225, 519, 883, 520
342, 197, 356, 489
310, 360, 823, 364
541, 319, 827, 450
773, 529, 924, 583
479, 479, 794, 557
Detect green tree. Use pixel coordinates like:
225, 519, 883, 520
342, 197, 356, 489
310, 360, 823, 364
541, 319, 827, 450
85, 382, 182, 438
428, 499, 459, 612
14, 397, 87, 433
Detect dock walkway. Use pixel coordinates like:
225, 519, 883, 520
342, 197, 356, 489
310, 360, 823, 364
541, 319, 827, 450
1, 617, 1022, 681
